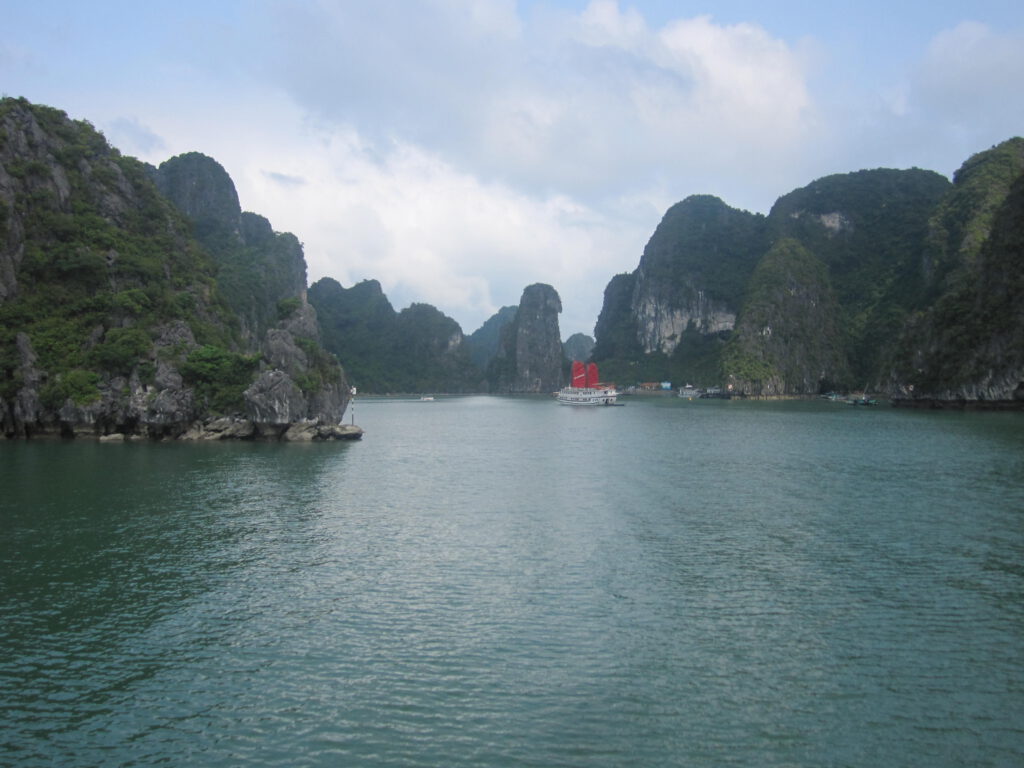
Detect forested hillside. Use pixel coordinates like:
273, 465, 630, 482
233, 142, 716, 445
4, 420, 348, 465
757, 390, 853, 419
0, 98, 351, 439
591, 140, 1024, 405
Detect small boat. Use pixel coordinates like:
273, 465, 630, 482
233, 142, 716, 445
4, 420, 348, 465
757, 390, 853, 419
419, 395, 435, 401
847, 395, 878, 406
699, 387, 731, 400
679, 384, 700, 400
557, 361, 620, 406
847, 384, 878, 406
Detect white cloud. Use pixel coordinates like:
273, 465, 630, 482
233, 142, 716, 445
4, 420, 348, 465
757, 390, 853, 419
260, 0, 816, 212
914, 21, 1024, 134
80, 3, 823, 334
8, 1, 1024, 342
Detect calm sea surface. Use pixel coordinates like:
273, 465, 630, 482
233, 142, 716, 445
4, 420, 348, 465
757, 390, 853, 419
2, 396, 1023, 766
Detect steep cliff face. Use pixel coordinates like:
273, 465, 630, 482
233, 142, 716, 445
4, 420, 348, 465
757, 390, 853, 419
631, 195, 766, 355
592, 166, 963, 391
309, 277, 481, 393
0, 98, 349, 439
723, 239, 847, 395
0, 99, 158, 306
591, 272, 640, 363
889, 143, 1024, 404
767, 169, 952, 382
151, 153, 347, 431
155, 153, 308, 343
488, 283, 563, 393
921, 138, 1024, 289
152, 151, 241, 234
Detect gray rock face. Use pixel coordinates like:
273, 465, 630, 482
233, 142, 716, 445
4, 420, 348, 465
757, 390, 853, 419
244, 369, 308, 426
514, 284, 564, 392
632, 281, 736, 355
0, 102, 140, 305
490, 283, 564, 393
264, 329, 309, 377
7, 333, 44, 435
627, 195, 764, 356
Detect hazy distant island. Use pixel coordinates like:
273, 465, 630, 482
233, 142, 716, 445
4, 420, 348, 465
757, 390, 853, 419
2, 96, 1022, 442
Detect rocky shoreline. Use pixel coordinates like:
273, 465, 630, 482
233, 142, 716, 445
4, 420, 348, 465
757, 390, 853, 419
7, 418, 364, 442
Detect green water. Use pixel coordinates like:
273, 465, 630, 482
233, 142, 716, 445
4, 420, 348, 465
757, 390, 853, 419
2, 397, 1022, 766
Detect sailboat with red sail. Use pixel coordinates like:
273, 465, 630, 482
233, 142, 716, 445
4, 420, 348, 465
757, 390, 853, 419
557, 361, 620, 405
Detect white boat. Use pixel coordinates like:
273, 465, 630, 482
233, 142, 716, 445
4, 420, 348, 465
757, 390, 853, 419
557, 361, 620, 406
679, 384, 700, 400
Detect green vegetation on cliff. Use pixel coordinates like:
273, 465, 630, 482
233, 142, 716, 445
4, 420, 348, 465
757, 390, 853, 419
723, 238, 845, 395
0, 98, 347, 435
309, 277, 481, 393
590, 160, 1024, 397
154, 153, 308, 342
890, 154, 1024, 399
0, 100, 238, 414
639, 195, 767, 310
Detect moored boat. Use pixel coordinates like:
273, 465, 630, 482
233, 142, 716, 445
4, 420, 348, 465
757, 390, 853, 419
557, 361, 620, 406
679, 384, 700, 400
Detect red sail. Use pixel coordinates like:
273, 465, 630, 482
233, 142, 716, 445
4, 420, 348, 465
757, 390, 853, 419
586, 362, 599, 388
571, 360, 586, 387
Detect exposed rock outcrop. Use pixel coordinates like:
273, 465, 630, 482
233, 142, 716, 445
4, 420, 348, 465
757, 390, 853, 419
0, 98, 353, 440
488, 283, 564, 393
629, 196, 766, 356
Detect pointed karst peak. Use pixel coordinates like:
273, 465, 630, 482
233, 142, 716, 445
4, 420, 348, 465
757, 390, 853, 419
518, 283, 562, 316
153, 151, 242, 230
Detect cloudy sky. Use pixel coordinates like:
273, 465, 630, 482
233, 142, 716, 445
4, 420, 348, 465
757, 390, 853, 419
3, 1, 1023, 337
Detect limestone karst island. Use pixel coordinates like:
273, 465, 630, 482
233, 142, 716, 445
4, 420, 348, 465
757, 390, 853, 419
1, 97, 1023, 441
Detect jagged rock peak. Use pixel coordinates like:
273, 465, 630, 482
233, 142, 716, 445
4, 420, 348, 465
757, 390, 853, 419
489, 283, 564, 393
153, 151, 241, 232
632, 194, 766, 355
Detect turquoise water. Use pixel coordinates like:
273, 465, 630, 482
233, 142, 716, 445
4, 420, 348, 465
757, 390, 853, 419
2, 397, 1023, 766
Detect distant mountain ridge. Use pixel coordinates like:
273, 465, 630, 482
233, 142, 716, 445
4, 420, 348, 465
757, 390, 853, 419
592, 142, 1024, 405
3, 97, 1020, 410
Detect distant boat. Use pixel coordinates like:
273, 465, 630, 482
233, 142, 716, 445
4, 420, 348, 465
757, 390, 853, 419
419, 396, 435, 401
557, 361, 620, 406
847, 395, 878, 406
699, 387, 731, 400
847, 385, 878, 406
679, 384, 700, 400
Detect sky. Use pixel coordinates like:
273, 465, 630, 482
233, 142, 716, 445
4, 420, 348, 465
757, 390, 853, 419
2, 1, 1023, 337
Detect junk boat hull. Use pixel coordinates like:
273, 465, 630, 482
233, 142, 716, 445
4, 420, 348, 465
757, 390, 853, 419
557, 387, 619, 405
558, 361, 619, 405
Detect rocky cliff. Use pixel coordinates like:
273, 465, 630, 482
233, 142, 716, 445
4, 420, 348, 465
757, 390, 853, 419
154, 152, 309, 344
723, 239, 847, 396
888, 140, 1024, 405
488, 283, 564, 393
591, 151, 1024, 401
309, 277, 481, 393
630, 195, 765, 355
0, 97, 351, 440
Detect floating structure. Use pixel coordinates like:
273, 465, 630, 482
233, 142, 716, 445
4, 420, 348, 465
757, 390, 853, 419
557, 362, 620, 406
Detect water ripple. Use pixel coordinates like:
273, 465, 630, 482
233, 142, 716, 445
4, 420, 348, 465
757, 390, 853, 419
2, 401, 1022, 766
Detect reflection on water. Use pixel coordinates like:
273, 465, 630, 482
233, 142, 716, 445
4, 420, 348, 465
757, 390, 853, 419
2, 399, 1022, 766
